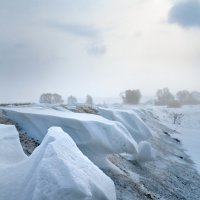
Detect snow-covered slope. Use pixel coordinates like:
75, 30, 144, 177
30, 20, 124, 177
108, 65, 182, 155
148, 105, 200, 173
2, 107, 139, 166
98, 107, 151, 142
0, 125, 116, 200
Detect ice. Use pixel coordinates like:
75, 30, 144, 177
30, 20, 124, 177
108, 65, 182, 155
0, 125, 116, 200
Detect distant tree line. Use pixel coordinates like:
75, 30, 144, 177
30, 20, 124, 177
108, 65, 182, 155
155, 88, 200, 107
39, 93, 94, 105
120, 88, 200, 106
39, 88, 200, 107
39, 93, 64, 104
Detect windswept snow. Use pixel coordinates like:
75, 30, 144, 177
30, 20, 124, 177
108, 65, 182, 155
98, 107, 151, 142
148, 105, 200, 173
0, 125, 116, 200
0, 125, 26, 164
137, 141, 153, 162
2, 106, 140, 167
0, 105, 200, 200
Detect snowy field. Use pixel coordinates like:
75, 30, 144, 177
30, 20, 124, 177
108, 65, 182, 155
0, 104, 200, 199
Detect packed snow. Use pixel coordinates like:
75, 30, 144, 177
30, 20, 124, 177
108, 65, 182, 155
0, 125, 116, 200
98, 107, 152, 142
2, 106, 145, 167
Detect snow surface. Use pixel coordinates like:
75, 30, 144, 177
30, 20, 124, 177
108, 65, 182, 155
1, 105, 200, 199
148, 105, 200, 173
0, 125, 26, 165
98, 107, 152, 142
137, 141, 153, 162
0, 125, 116, 200
2, 106, 140, 167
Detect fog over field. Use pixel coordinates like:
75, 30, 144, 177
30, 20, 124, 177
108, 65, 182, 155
0, 0, 200, 102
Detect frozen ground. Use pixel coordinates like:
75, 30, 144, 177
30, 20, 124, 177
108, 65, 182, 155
0, 104, 200, 199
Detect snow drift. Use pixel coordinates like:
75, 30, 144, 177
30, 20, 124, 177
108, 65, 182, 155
0, 125, 26, 165
98, 107, 152, 142
0, 125, 116, 200
2, 107, 138, 166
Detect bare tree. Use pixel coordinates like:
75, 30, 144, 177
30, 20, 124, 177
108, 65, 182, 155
39, 93, 64, 104
120, 89, 141, 104
176, 90, 199, 105
67, 95, 77, 105
155, 88, 174, 105
85, 95, 93, 105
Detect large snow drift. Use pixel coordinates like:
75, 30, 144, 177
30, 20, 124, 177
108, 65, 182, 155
2, 107, 138, 166
0, 125, 116, 200
98, 107, 152, 142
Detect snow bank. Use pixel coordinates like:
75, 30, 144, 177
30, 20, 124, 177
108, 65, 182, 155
98, 107, 152, 142
0, 125, 116, 200
2, 107, 138, 166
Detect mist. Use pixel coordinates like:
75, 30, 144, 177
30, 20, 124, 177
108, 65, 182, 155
0, 0, 200, 103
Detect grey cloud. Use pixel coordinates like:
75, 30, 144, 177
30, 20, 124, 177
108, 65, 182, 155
168, 0, 200, 28
48, 22, 99, 38
87, 45, 107, 56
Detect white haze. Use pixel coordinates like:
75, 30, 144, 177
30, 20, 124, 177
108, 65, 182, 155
0, 0, 200, 103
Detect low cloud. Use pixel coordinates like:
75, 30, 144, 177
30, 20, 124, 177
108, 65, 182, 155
87, 45, 106, 56
48, 21, 99, 38
168, 0, 200, 28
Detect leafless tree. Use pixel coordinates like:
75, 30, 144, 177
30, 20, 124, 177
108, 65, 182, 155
120, 89, 141, 104
39, 93, 64, 104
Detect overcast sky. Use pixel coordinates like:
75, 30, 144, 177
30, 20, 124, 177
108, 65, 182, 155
0, 0, 200, 103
